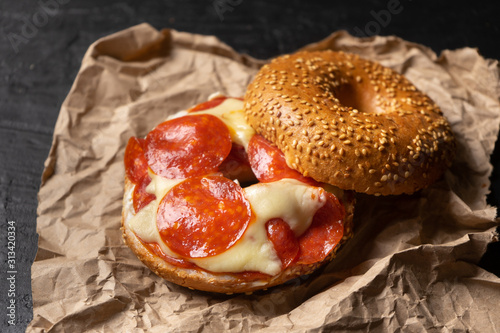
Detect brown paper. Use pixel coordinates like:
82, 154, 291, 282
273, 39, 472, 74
30, 23, 500, 332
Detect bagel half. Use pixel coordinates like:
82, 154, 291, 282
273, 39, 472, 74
121, 96, 355, 294
244, 50, 455, 196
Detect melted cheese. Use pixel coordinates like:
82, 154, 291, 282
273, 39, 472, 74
126, 174, 182, 258
168, 97, 254, 149
124, 96, 336, 275
126, 178, 327, 275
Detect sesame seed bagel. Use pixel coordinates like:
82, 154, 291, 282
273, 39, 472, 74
244, 50, 455, 196
122, 176, 355, 294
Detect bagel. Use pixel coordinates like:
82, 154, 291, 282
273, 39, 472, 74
122, 95, 355, 294
122, 50, 455, 293
244, 50, 455, 195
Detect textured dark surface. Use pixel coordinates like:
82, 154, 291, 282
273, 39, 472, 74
0, 1, 499, 331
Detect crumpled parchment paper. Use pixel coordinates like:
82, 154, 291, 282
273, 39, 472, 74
30, 23, 500, 332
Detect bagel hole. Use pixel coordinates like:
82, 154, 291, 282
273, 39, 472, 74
222, 168, 258, 188
336, 83, 383, 114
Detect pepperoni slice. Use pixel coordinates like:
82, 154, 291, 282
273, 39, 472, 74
157, 175, 251, 258
124, 137, 149, 184
145, 114, 232, 179
266, 218, 300, 269
188, 96, 227, 112
132, 174, 156, 213
248, 134, 319, 185
144, 241, 196, 269
188, 96, 244, 113
297, 192, 345, 265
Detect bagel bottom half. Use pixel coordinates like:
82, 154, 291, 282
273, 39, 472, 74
121, 176, 355, 294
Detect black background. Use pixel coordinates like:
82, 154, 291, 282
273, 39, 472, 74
1, 1, 499, 331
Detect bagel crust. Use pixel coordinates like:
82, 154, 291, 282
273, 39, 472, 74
122, 176, 355, 294
244, 51, 455, 195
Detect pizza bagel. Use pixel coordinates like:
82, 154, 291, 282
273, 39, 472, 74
244, 50, 455, 195
122, 50, 455, 293
122, 96, 355, 294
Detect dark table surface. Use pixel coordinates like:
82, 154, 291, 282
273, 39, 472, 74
1, 1, 499, 331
